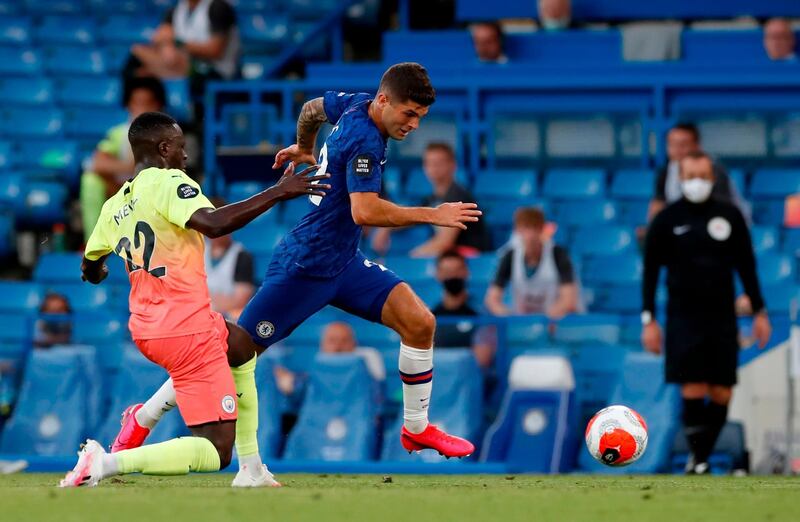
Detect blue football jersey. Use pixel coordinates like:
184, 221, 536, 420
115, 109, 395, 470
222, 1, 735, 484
273, 91, 388, 278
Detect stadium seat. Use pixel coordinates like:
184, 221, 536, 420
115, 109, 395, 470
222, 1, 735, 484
554, 200, 619, 228
280, 197, 311, 226
72, 310, 128, 345
618, 200, 651, 227
384, 256, 435, 284
55, 76, 121, 107
0, 107, 63, 138
103, 44, 132, 74
96, 347, 188, 448
283, 354, 381, 461
43, 46, 106, 76
468, 254, 498, 285
86, 0, 147, 14
750, 226, 778, 254
382, 225, 431, 256
0, 210, 13, 258
481, 354, 580, 472
64, 107, 128, 139
756, 252, 795, 286
587, 283, 641, 314
23, 0, 85, 15
578, 352, 681, 474
0, 281, 42, 314
543, 169, 606, 200
553, 313, 622, 345
44, 283, 110, 311
751, 200, 786, 227
0, 16, 31, 46
750, 169, 800, 199
19, 181, 68, 225
570, 225, 634, 257
0, 77, 53, 106
226, 181, 268, 204
231, 222, 287, 255
571, 344, 627, 425
163, 78, 192, 122
403, 168, 433, 200
0, 47, 42, 76
473, 170, 537, 200
0, 313, 32, 344
0, 346, 102, 455
254, 352, 286, 458
240, 13, 290, 52
782, 228, 800, 256
581, 254, 643, 286
382, 349, 484, 462
488, 115, 540, 168
0, 140, 10, 170
15, 140, 79, 181
34, 15, 95, 45
287, 0, 340, 19
611, 169, 655, 200
99, 15, 160, 45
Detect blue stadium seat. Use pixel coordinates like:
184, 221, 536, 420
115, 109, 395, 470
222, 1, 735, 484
782, 228, 800, 256
163, 78, 192, 122
756, 252, 794, 286
103, 45, 132, 74
750, 226, 778, 255
553, 313, 622, 345
611, 169, 655, 200
0, 0, 18, 14
283, 354, 380, 461
761, 284, 800, 314
572, 344, 627, 425
86, 0, 147, 14
582, 254, 643, 286
0, 346, 101, 455
20, 181, 68, 225
504, 315, 551, 361
543, 169, 606, 199
55, 76, 121, 107
33, 252, 83, 284
727, 169, 746, 197
64, 107, 127, 139
473, 170, 537, 200
0, 172, 24, 214
0, 107, 63, 138
99, 15, 159, 45
750, 169, 800, 199
0, 210, 13, 258
578, 352, 681, 474
240, 13, 289, 52
34, 15, 95, 45
587, 283, 641, 314
481, 354, 580, 472
254, 352, 285, 458
231, 223, 287, 256
468, 254, 498, 285
0, 140, 9, 170
0, 313, 32, 344
0, 281, 41, 314
43, 46, 106, 76
488, 115, 540, 168
403, 168, 433, 200
0, 47, 42, 75
618, 200, 649, 227
280, 197, 311, 226
382, 226, 430, 256
0, 16, 31, 45
570, 225, 635, 257
0, 77, 53, 106
15, 140, 79, 181
44, 283, 110, 311
226, 181, 268, 204
751, 200, 785, 227
382, 349, 484, 462
554, 200, 619, 228
23, 0, 86, 15
384, 256, 435, 284
344, 318, 400, 350
287, 0, 339, 20
72, 310, 128, 345
96, 347, 188, 448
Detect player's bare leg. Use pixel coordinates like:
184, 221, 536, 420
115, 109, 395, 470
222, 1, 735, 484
381, 283, 474, 458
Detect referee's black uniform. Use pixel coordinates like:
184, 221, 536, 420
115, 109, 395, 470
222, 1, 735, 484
643, 197, 764, 385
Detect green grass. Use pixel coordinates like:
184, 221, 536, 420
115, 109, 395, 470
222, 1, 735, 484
1, 473, 798, 522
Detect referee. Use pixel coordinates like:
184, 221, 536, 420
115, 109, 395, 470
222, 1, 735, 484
642, 151, 772, 474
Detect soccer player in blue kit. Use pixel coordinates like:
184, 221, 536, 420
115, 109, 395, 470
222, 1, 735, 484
113, 63, 481, 482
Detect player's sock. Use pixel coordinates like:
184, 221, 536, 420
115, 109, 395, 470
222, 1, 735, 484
682, 398, 708, 464
231, 355, 261, 474
399, 343, 433, 434
113, 437, 220, 476
695, 401, 729, 465
136, 378, 177, 429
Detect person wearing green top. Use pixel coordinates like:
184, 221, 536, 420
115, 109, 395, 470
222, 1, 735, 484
80, 77, 166, 241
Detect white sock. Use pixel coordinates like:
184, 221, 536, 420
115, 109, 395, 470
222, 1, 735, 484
135, 378, 177, 429
399, 343, 433, 434
239, 453, 263, 476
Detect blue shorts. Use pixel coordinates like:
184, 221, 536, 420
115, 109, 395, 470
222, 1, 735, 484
238, 251, 404, 348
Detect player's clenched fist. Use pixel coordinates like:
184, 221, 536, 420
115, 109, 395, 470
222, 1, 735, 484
273, 162, 330, 200
433, 201, 482, 230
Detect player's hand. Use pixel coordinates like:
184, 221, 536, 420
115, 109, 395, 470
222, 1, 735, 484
81, 265, 108, 284
433, 202, 482, 230
274, 162, 330, 200
753, 311, 772, 349
272, 144, 317, 170
641, 321, 663, 354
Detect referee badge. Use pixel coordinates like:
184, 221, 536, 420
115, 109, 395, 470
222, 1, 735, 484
256, 320, 275, 338
707, 217, 731, 241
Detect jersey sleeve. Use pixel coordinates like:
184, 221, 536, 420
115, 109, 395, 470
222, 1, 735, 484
96, 124, 125, 156
209, 0, 236, 35
553, 246, 576, 284
492, 251, 513, 288
153, 170, 215, 229
322, 91, 371, 124
84, 208, 113, 261
345, 134, 384, 194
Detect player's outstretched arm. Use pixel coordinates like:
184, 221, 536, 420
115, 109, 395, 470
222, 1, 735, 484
187, 163, 330, 238
81, 254, 110, 285
272, 97, 327, 169
350, 192, 482, 229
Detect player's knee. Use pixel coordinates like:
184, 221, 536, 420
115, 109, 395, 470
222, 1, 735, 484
406, 307, 435, 342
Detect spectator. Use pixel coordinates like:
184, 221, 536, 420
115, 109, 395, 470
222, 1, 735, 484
470, 22, 508, 63
485, 207, 581, 319
126, 0, 240, 93
763, 18, 796, 61
80, 77, 166, 241
204, 199, 255, 321
648, 122, 749, 223
409, 143, 492, 257
538, 0, 572, 31
33, 293, 73, 348
432, 251, 496, 368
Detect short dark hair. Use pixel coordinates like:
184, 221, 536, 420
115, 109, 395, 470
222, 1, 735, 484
378, 62, 436, 107
128, 111, 178, 149
123, 76, 167, 109
40, 292, 71, 314
471, 21, 504, 41
671, 122, 701, 143
514, 207, 546, 229
437, 249, 466, 267
424, 142, 455, 160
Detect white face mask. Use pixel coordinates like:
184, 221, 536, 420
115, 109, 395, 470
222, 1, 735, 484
681, 178, 713, 203
542, 17, 570, 30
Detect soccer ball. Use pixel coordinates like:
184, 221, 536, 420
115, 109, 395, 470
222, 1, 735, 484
585, 405, 648, 466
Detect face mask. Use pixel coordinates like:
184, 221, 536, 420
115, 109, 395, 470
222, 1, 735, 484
39, 313, 72, 335
681, 178, 713, 203
542, 17, 570, 30
443, 278, 466, 295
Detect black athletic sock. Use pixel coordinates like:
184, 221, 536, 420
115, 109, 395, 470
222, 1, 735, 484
695, 401, 729, 465
682, 398, 708, 464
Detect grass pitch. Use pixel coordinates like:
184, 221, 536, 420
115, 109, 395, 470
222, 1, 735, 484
1, 473, 798, 522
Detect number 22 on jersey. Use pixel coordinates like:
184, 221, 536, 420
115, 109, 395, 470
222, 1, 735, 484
115, 220, 167, 278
